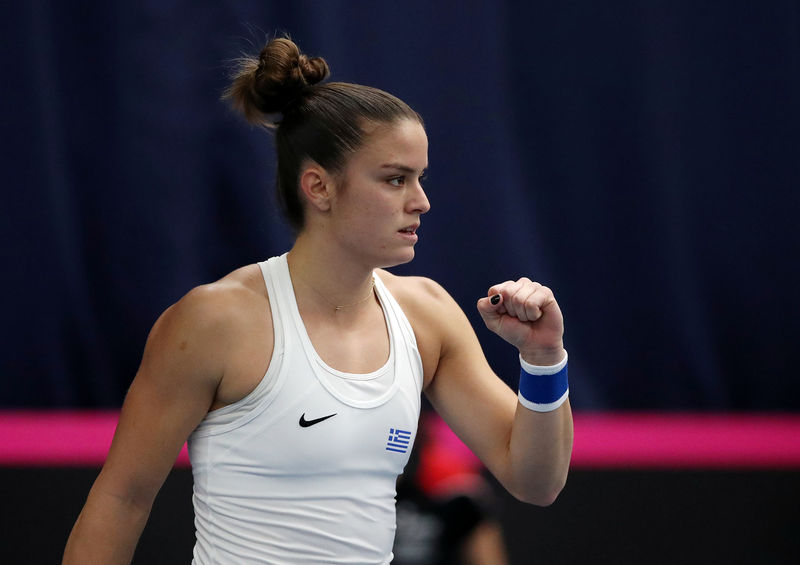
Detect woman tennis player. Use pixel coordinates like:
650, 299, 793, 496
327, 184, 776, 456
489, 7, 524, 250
64, 36, 572, 564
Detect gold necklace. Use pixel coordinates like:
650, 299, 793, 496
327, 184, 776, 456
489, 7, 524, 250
303, 277, 376, 312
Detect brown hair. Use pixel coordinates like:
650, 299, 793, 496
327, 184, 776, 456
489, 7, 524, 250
223, 37, 423, 232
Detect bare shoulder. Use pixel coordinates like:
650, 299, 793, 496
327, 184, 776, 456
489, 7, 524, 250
375, 269, 455, 312
184, 263, 265, 307
167, 264, 266, 328
374, 269, 465, 335
143, 264, 269, 377
375, 270, 471, 387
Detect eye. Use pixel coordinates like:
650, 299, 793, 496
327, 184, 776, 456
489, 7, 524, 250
388, 176, 405, 187
418, 171, 428, 185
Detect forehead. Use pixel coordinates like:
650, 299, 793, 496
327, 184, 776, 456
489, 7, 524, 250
349, 119, 429, 170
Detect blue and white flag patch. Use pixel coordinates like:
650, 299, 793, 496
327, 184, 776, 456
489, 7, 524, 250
386, 428, 412, 453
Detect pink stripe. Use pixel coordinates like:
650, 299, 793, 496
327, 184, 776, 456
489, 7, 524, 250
0, 411, 190, 467
1, 411, 799, 469
572, 412, 800, 469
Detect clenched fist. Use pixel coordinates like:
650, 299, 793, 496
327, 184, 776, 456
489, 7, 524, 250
476, 277, 565, 366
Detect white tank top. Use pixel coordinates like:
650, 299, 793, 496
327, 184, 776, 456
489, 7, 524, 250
188, 254, 423, 564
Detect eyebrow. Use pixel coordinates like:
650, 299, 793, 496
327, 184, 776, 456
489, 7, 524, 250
380, 163, 428, 174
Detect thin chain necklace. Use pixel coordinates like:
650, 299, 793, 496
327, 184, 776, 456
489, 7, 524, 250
302, 277, 376, 312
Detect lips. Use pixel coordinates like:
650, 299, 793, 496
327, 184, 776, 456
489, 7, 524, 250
399, 223, 419, 235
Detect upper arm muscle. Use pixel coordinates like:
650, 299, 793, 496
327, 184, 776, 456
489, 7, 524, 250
93, 286, 232, 506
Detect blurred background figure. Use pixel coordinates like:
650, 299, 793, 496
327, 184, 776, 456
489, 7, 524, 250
393, 410, 510, 565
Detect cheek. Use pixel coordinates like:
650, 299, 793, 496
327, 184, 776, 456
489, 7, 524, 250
349, 198, 398, 220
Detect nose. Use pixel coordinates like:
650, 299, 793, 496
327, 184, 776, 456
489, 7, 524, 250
407, 180, 430, 215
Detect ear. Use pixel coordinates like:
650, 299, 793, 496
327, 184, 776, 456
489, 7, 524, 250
298, 163, 335, 213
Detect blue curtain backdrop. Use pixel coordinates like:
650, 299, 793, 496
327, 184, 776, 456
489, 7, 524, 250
2, 1, 799, 409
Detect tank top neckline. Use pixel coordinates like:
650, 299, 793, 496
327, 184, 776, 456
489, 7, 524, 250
276, 253, 400, 408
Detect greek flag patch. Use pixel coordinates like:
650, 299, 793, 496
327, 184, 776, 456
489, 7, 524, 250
386, 428, 412, 453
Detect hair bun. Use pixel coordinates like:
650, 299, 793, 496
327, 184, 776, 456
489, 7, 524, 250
224, 37, 330, 126
295, 53, 329, 86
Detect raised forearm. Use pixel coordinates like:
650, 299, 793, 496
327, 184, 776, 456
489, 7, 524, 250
507, 398, 573, 505
476, 279, 573, 504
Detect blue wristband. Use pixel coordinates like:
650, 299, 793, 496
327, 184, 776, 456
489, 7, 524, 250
518, 351, 569, 412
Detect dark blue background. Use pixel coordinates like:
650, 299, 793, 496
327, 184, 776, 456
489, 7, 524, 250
3, 1, 799, 409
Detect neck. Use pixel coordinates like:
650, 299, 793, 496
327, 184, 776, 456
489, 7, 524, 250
287, 232, 377, 315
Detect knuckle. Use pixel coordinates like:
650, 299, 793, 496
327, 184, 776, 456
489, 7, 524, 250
489, 280, 514, 294
526, 300, 541, 313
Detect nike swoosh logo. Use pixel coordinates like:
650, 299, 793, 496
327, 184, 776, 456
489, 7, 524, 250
299, 412, 337, 428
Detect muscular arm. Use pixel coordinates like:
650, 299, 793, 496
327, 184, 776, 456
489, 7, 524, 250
62, 285, 241, 564
401, 277, 572, 506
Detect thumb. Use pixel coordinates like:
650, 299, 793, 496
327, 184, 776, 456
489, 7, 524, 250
476, 293, 504, 326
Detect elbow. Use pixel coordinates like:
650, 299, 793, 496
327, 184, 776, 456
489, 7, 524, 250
521, 487, 562, 507
511, 476, 567, 507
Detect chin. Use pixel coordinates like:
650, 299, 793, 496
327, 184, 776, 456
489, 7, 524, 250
377, 248, 416, 269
